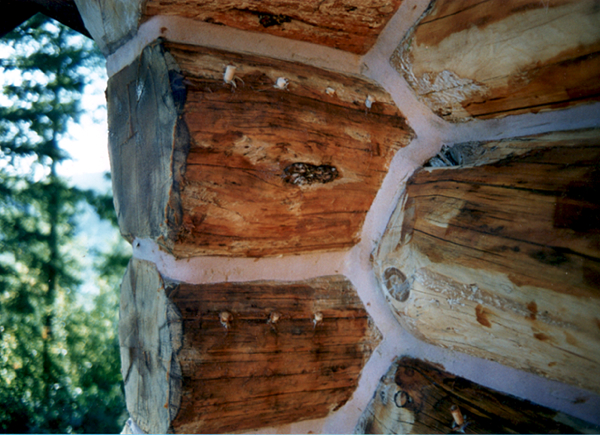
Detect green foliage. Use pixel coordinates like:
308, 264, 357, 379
0, 15, 128, 433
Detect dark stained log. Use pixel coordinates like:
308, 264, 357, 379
120, 258, 381, 433
392, 0, 600, 122
107, 40, 413, 258
355, 357, 600, 434
1, 0, 90, 38
374, 129, 600, 393
143, 0, 404, 54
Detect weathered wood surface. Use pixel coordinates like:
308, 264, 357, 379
143, 0, 404, 54
74, 0, 142, 54
119, 258, 183, 435
392, 0, 600, 122
107, 41, 188, 249
119, 258, 381, 433
107, 40, 412, 257
170, 42, 412, 257
2, 0, 90, 38
356, 357, 600, 434
374, 129, 600, 393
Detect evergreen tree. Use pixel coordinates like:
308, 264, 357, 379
0, 15, 128, 433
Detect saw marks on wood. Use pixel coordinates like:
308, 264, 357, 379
356, 357, 600, 434
119, 258, 380, 433
166, 42, 413, 257
374, 129, 600, 394
392, 0, 600, 121
143, 0, 404, 54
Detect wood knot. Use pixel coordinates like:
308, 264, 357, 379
394, 390, 409, 407
282, 163, 339, 186
383, 267, 410, 302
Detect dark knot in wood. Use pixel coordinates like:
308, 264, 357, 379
282, 163, 339, 186
258, 13, 292, 28
394, 390, 409, 407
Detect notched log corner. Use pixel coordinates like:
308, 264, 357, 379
107, 40, 190, 251
374, 129, 600, 394
356, 357, 600, 434
392, 0, 600, 121
120, 264, 381, 433
165, 42, 413, 257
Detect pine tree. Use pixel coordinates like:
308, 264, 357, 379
0, 15, 127, 433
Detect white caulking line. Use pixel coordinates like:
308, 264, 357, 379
445, 101, 600, 144
362, 0, 432, 65
106, 15, 362, 77
132, 237, 350, 284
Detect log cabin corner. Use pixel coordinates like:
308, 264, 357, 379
5, 0, 600, 433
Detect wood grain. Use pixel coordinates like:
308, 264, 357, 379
107, 41, 188, 248
374, 129, 600, 393
170, 276, 381, 433
356, 357, 600, 434
119, 258, 381, 433
166, 42, 413, 257
143, 0, 404, 54
392, 0, 600, 121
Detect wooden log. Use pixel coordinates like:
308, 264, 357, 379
107, 40, 413, 257
73, 0, 143, 54
374, 129, 600, 393
143, 0, 404, 54
392, 0, 600, 122
106, 41, 188, 250
119, 258, 381, 433
356, 356, 600, 434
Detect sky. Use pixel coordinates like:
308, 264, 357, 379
1, 35, 121, 299
58, 65, 112, 192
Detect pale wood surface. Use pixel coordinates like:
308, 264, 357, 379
356, 357, 600, 434
374, 129, 600, 393
166, 42, 413, 257
392, 0, 600, 121
143, 0, 404, 54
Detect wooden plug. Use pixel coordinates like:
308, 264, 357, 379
450, 405, 468, 433
313, 312, 323, 328
220, 311, 233, 329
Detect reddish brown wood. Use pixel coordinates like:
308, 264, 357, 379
143, 0, 404, 54
119, 258, 381, 433
166, 42, 413, 257
170, 276, 381, 433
